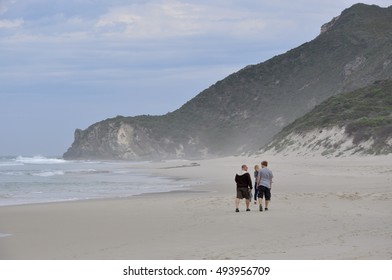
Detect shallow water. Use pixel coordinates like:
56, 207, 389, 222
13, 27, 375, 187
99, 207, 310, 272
0, 156, 193, 206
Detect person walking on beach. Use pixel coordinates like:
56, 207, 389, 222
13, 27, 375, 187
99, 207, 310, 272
257, 161, 274, 212
253, 164, 260, 204
235, 164, 253, 212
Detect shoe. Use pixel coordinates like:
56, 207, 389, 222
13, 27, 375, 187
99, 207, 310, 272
246, 208, 250, 211
254, 201, 257, 205
235, 208, 239, 212
259, 205, 263, 212
265, 208, 268, 211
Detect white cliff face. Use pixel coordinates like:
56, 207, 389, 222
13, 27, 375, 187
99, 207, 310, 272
116, 123, 133, 147
63, 119, 211, 160
263, 126, 389, 157
112, 122, 164, 160
115, 123, 138, 159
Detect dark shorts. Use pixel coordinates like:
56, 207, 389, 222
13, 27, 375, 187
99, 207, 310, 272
257, 186, 271, 200
236, 187, 250, 199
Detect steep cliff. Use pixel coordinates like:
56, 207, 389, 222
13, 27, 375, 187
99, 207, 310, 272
64, 4, 392, 160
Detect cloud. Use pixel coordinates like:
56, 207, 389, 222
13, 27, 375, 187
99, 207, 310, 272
94, 1, 268, 39
0, 18, 23, 28
0, 0, 329, 107
0, 0, 12, 15
95, 9, 140, 28
94, 1, 205, 36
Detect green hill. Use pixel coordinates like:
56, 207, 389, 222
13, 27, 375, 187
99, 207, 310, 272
64, 4, 392, 160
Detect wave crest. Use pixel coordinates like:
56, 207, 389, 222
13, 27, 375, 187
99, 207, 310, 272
15, 156, 67, 164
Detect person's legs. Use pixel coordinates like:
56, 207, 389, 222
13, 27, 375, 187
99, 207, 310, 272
245, 199, 250, 210
265, 200, 270, 210
235, 198, 240, 210
265, 188, 271, 210
257, 186, 263, 211
254, 187, 258, 204
236, 188, 245, 212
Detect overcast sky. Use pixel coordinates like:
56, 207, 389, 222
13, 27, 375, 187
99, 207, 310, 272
1, 0, 390, 156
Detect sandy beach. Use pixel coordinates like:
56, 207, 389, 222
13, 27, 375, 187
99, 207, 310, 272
0, 154, 391, 260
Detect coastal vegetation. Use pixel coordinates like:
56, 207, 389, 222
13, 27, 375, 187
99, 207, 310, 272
263, 79, 392, 155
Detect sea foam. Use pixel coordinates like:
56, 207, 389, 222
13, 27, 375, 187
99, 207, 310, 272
15, 156, 68, 164
0, 156, 195, 206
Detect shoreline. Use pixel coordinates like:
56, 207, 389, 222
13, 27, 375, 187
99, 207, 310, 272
0, 158, 207, 208
0, 154, 391, 260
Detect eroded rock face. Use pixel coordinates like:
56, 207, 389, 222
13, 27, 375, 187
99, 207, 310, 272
65, 122, 154, 160
63, 120, 209, 160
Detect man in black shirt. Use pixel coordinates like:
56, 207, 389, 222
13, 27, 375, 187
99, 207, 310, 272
234, 164, 253, 212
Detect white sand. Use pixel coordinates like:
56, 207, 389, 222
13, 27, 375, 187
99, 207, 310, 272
0, 154, 391, 259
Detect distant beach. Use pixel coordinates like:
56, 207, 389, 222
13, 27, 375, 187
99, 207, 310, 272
0, 154, 391, 259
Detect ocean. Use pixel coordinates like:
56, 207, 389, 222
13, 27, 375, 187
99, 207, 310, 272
0, 156, 194, 206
